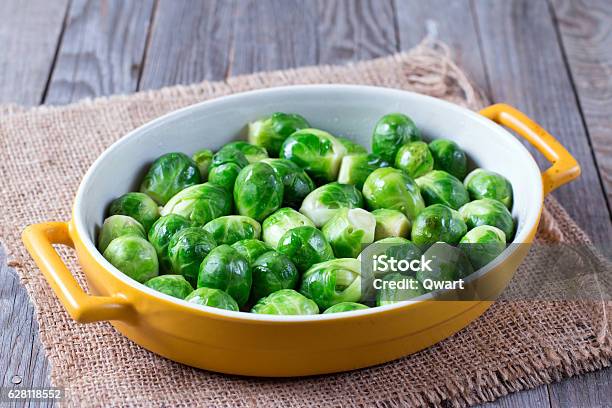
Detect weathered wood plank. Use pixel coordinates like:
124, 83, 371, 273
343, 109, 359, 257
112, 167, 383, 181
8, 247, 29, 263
45, 0, 155, 105
549, 368, 612, 408
480, 385, 551, 408
550, 0, 612, 210
394, 0, 489, 93
139, 0, 237, 89
472, 0, 612, 245
0, 0, 69, 105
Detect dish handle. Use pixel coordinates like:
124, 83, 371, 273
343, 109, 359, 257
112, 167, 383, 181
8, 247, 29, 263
22, 221, 132, 323
480, 103, 581, 195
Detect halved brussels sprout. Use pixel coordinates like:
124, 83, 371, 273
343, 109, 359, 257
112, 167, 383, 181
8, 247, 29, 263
144, 275, 193, 299
203, 215, 261, 245
464, 168, 513, 208
248, 112, 310, 157
140, 152, 201, 205
148, 214, 192, 272
411, 204, 467, 247
103, 235, 158, 283
192, 149, 213, 180
280, 128, 347, 183
362, 167, 425, 222
197, 245, 251, 307
371, 209, 410, 240
459, 198, 515, 241
459, 225, 507, 269
234, 162, 284, 222
109, 192, 160, 232
337, 137, 368, 154
416, 170, 470, 210
372, 113, 421, 163
417, 242, 473, 289
208, 162, 242, 192
337, 153, 390, 189
251, 251, 299, 301
261, 158, 315, 208
262, 208, 315, 248
168, 227, 216, 285
276, 226, 334, 272
323, 302, 369, 314
395, 141, 434, 179
299, 182, 363, 227
251, 289, 319, 315
300, 258, 365, 309
231, 239, 271, 265
160, 183, 232, 226
223, 141, 269, 163
376, 273, 425, 306
185, 287, 239, 311
322, 208, 376, 258
98, 215, 145, 253
429, 139, 468, 180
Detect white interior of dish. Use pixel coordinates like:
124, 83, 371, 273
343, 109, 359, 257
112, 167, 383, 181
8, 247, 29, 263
74, 85, 543, 322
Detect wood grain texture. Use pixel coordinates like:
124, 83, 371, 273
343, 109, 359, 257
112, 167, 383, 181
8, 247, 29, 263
472, 0, 612, 245
394, 0, 489, 94
44, 0, 155, 105
549, 368, 612, 408
0, 0, 69, 105
481, 386, 552, 408
139, 0, 237, 88
550, 0, 612, 209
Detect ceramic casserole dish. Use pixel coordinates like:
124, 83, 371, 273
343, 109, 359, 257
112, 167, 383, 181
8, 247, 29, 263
22, 85, 580, 376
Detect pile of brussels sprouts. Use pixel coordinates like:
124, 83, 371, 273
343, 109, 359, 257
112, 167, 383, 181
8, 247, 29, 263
99, 111, 515, 315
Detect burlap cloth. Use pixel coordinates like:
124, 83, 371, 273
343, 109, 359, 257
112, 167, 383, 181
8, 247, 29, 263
0, 42, 610, 407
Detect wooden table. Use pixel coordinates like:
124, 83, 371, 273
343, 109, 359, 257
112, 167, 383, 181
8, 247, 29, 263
1, 0, 610, 406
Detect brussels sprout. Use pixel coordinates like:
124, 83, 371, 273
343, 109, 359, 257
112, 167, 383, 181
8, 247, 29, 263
276, 226, 335, 272
337, 137, 368, 154
231, 239, 271, 265
429, 139, 468, 180
251, 251, 299, 301
208, 162, 242, 191
362, 168, 425, 221
417, 242, 473, 289
280, 128, 347, 183
197, 245, 252, 307
248, 112, 311, 156
160, 183, 232, 226
464, 168, 513, 208
376, 273, 425, 306
337, 153, 390, 189
148, 214, 192, 272
459, 198, 515, 241
411, 204, 467, 247
262, 207, 315, 248
372, 113, 421, 163
223, 141, 269, 163
374, 237, 422, 265
371, 209, 410, 240
210, 146, 249, 169
108, 192, 160, 232
233, 162, 284, 222
300, 258, 364, 309
361, 237, 422, 280
144, 275, 193, 299
261, 158, 315, 208
251, 289, 319, 315
322, 208, 376, 258
459, 225, 507, 269
416, 170, 470, 210
203, 215, 261, 245
299, 182, 363, 227
394, 141, 434, 179
103, 235, 158, 283
167, 227, 216, 285
192, 149, 213, 180
140, 152, 201, 205
98, 215, 145, 253
323, 302, 369, 314
185, 287, 239, 311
